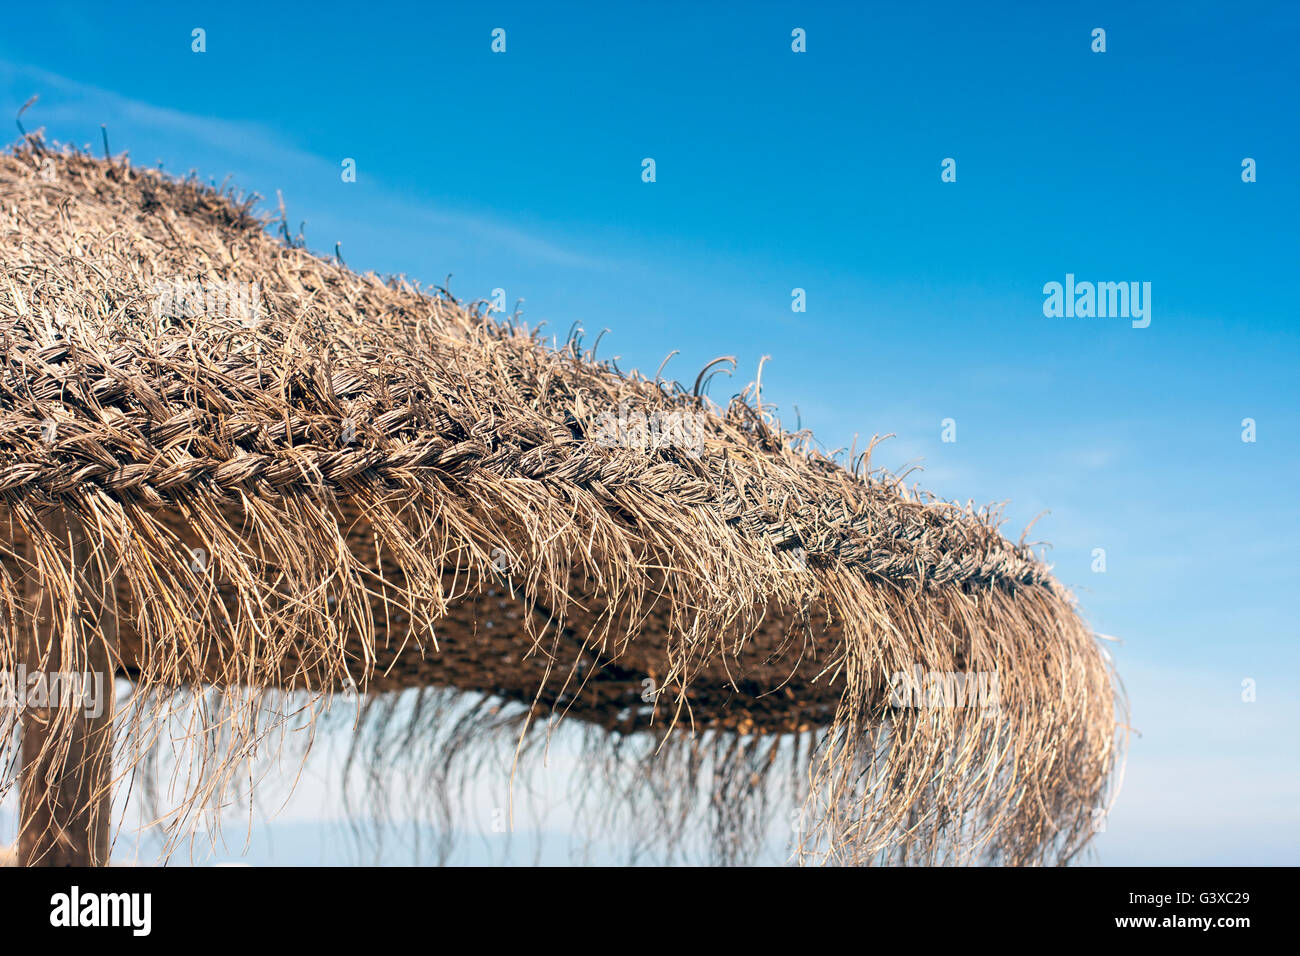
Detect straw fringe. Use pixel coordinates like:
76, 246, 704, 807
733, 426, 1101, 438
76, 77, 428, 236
0, 141, 1125, 864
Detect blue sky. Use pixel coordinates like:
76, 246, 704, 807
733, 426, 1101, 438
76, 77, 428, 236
2, 1, 1297, 864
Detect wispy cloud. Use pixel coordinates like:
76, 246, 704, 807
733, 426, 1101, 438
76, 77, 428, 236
0, 59, 609, 270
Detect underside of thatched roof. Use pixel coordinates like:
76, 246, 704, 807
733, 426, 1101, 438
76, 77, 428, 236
0, 140, 1125, 865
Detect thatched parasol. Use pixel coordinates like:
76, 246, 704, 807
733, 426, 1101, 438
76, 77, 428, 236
0, 140, 1124, 866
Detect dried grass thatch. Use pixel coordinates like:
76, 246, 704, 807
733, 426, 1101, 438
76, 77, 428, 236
0, 139, 1125, 865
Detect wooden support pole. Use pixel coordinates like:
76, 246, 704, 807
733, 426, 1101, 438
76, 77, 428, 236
18, 509, 116, 867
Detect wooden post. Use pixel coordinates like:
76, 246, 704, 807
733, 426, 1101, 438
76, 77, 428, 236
18, 509, 116, 867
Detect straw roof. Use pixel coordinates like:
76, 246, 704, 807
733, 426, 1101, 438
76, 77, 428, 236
0, 141, 1124, 865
